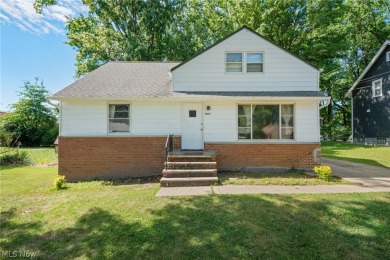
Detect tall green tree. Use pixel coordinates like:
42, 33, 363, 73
34, 0, 389, 139
1, 78, 58, 146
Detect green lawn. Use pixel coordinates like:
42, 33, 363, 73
219, 172, 351, 185
0, 147, 57, 165
321, 141, 390, 168
1, 166, 390, 259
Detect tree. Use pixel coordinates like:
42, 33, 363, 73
34, 0, 389, 139
0, 78, 58, 146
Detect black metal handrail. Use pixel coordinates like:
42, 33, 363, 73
164, 134, 173, 170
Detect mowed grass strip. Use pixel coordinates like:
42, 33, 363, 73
1, 166, 390, 259
321, 141, 390, 168
0, 147, 57, 165
219, 172, 351, 186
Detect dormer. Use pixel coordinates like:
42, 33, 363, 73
171, 26, 319, 92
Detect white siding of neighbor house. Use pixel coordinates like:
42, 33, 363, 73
61, 101, 108, 136
61, 100, 320, 143
172, 28, 319, 92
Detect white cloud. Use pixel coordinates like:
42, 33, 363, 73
0, 0, 87, 35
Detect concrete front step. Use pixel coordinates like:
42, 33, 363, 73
168, 157, 215, 162
164, 161, 217, 170
163, 169, 217, 178
160, 177, 218, 187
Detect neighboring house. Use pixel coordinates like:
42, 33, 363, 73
346, 40, 390, 146
0, 111, 7, 117
49, 26, 330, 182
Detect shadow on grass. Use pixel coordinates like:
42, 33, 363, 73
321, 141, 381, 151
1, 195, 390, 259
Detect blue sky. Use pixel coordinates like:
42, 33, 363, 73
0, 0, 85, 111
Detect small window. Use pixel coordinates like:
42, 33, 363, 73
387, 51, 390, 62
372, 79, 382, 97
189, 110, 196, 117
109, 104, 130, 133
226, 53, 243, 72
247, 53, 263, 72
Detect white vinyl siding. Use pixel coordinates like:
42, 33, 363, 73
61, 101, 108, 136
131, 101, 181, 135
203, 101, 237, 142
294, 101, 320, 142
172, 28, 318, 92
61, 100, 320, 143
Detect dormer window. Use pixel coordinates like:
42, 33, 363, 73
386, 51, 390, 62
372, 79, 382, 97
226, 52, 264, 73
226, 53, 243, 72
247, 52, 263, 72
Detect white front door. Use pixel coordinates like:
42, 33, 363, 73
181, 103, 203, 150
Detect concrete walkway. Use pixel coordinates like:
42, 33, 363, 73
156, 158, 390, 197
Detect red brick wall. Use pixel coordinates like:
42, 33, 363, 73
59, 137, 319, 181
58, 136, 181, 182
205, 142, 320, 170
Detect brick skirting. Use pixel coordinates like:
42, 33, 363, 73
58, 137, 320, 181
205, 142, 320, 170
58, 136, 181, 182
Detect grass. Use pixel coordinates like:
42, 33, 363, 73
219, 172, 351, 186
0, 147, 57, 165
321, 141, 390, 168
1, 166, 390, 259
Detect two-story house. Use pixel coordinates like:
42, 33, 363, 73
49, 26, 330, 185
346, 40, 390, 146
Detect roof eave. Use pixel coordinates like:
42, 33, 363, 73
48, 95, 330, 102
346, 40, 390, 97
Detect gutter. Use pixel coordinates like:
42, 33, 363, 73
45, 97, 59, 108
319, 98, 330, 109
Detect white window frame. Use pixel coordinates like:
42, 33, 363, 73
108, 104, 131, 134
246, 52, 264, 73
372, 79, 382, 98
237, 104, 295, 141
226, 51, 265, 73
386, 51, 390, 62
225, 52, 243, 73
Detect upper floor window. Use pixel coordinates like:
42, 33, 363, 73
386, 51, 390, 62
247, 53, 263, 72
226, 52, 264, 73
226, 53, 243, 72
109, 104, 130, 133
372, 79, 382, 98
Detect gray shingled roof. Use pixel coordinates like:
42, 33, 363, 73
52, 61, 180, 98
52, 61, 326, 99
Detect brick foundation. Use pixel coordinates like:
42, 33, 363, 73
205, 142, 320, 170
58, 136, 181, 182
58, 137, 319, 181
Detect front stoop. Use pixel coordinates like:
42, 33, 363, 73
160, 151, 218, 187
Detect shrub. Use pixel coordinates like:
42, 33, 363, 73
54, 175, 67, 190
0, 150, 31, 165
313, 165, 332, 181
